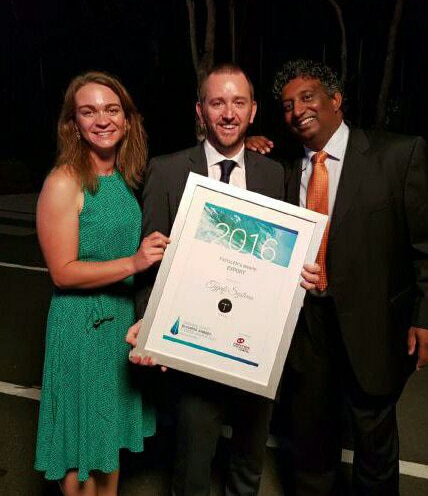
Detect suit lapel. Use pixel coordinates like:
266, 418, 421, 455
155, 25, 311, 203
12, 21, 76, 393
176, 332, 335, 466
188, 143, 209, 176
329, 128, 370, 237
244, 150, 259, 192
286, 158, 303, 206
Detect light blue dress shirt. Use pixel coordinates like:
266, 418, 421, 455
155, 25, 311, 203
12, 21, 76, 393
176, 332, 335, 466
300, 121, 349, 218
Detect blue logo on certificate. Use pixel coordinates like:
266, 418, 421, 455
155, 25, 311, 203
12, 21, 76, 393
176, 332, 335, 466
194, 203, 298, 267
170, 318, 180, 335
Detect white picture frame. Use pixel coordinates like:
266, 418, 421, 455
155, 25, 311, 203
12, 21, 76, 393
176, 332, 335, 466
131, 173, 327, 399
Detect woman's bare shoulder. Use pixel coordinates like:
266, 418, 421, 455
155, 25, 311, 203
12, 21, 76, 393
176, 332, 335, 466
38, 165, 83, 211
43, 165, 81, 194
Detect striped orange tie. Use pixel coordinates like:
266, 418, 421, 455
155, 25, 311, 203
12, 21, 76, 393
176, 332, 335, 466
306, 151, 329, 291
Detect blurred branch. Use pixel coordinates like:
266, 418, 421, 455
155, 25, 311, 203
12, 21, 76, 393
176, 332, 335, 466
186, 0, 216, 84
375, 0, 405, 128
186, 0, 199, 75
326, 0, 347, 86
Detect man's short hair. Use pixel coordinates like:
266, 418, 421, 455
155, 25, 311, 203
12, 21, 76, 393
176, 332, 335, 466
198, 63, 255, 103
272, 59, 343, 101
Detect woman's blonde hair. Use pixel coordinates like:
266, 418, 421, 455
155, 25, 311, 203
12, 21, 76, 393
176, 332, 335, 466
56, 71, 147, 193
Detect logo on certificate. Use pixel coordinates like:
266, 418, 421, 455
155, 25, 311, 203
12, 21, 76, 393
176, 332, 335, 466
218, 299, 232, 313
233, 336, 250, 353
170, 318, 180, 335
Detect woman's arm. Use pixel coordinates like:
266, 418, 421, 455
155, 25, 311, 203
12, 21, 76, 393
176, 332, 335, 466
37, 167, 169, 290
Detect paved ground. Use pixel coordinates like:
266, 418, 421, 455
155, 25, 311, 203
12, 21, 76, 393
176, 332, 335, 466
0, 193, 427, 495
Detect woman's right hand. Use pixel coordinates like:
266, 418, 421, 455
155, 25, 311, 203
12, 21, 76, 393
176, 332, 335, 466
132, 231, 170, 273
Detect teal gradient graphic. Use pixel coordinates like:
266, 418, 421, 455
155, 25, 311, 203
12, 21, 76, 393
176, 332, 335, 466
195, 203, 298, 267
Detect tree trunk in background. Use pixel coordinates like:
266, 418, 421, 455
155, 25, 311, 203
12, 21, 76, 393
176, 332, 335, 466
327, 0, 347, 87
356, 38, 364, 127
186, 0, 216, 85
229, 0, 236, 62
375, 0, 405, 128
186, 0, 216, 141
186, 0, 199, 78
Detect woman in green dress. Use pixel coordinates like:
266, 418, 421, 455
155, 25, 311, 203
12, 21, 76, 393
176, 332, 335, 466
35, 71, 169, 495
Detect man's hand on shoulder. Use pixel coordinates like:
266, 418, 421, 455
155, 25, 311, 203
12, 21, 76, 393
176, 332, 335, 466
245, 136, 274, 155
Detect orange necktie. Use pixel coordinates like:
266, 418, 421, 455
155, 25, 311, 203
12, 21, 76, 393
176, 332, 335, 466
306, 151, 329, 291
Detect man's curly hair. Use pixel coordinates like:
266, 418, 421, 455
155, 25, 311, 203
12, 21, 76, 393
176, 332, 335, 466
272, 59, 343, 101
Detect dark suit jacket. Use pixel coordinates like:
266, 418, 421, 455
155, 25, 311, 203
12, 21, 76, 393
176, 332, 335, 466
135, 143, 285, 318
286, 127, 428, 395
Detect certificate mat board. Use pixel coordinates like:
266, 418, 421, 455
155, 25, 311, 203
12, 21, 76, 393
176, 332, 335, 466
131, 173, 328, 398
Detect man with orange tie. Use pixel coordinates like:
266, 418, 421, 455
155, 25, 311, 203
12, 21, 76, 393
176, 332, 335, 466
269, 59, 428, 495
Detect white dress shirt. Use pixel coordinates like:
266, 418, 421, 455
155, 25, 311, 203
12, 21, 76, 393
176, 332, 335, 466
204, 139, 247, 189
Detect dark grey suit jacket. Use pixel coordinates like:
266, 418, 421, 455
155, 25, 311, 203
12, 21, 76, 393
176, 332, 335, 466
286, 128, 428, 395
135, 143, 285, 318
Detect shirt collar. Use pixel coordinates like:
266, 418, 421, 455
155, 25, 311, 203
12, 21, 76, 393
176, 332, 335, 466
303, 120, 349, 168
204, 139, 245, 169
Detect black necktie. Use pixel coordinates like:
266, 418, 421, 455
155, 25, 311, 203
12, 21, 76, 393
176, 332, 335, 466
219, 159, 237, 184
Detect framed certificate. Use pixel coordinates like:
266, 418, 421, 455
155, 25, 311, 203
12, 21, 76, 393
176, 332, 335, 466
131, 173, 327, 398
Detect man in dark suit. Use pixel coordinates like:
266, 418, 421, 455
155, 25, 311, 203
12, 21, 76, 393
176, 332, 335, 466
128, 63, 318, 496
265, 59, 428, 496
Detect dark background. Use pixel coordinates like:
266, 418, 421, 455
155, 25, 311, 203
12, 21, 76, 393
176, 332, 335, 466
1, 0, 427, 191
1, 3, 428, 494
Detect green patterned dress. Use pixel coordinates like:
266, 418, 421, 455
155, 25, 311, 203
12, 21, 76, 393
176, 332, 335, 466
35, 171, 154, 481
